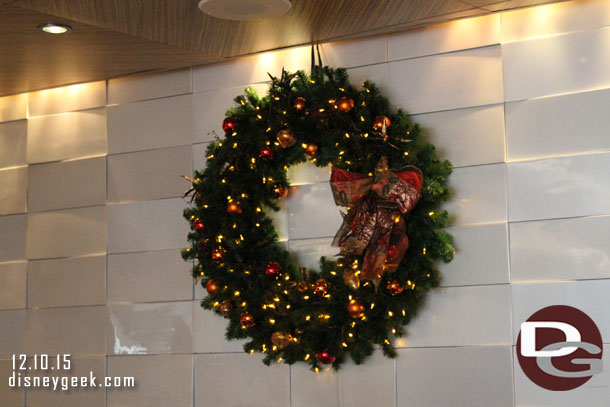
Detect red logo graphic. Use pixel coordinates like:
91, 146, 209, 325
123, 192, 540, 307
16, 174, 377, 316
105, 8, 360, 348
517, 305, 603, 391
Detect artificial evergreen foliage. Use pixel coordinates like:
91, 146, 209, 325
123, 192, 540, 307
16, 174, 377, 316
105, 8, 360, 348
182, 66, 454, 371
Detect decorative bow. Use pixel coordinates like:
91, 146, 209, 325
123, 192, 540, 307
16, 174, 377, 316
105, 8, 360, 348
330, 157, 423, 287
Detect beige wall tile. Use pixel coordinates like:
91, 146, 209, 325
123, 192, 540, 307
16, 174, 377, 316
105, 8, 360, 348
0, 261, 27, 310
0, 120, 27, 169
0, 93, 27, 123
28, 81, 106, 117
0, 166, 27, 215
108, 68, 191, 105
0, 214, 27, 262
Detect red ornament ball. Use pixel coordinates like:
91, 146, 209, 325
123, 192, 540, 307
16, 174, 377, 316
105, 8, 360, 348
265, 261, 282, 276
222, 117, 236, 132
316, 350, 336, 365
259, 147, 274, 160
293, 96, 306, 111
193, 218, 204, 231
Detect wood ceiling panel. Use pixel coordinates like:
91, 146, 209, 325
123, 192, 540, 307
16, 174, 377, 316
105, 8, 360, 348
0, 5, 221, 96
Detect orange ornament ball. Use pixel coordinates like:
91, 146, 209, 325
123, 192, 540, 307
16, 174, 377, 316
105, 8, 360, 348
227, 201, 242, 215
276, 129, 297, 148
373, 115, 391, 131
219, 301, 231, 316
296, 281, 309, 293
304, 143, 318, 157
337, 96, 355, 113
211, 247, 225, 261
273, 184, 288, 199
313, 279, 328, 296
347, 299, 365, 318
205, 279, 219, 296
386, 280, 404, 296
293, 97, 306, 111
271, 331, 293, 350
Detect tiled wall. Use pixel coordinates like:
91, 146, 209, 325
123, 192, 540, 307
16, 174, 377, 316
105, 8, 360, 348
2, 0, 610, 406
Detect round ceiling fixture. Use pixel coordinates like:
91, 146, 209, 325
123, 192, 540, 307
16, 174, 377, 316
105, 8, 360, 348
38, 23, 72, 34
198, 0, 291, 21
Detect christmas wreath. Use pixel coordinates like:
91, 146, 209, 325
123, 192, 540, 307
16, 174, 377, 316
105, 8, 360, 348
182, 66, 454, 372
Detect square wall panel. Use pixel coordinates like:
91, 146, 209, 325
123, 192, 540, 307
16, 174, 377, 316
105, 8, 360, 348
28, 255, 106, 308
27, 108, 107, 164
503, 26, 610, 102
346, 63, 389, 94
0, 93, 27, 123
0, 358, 24, 405
501, 0, 610, 43
291, 364, 339, 407
439, 223, 510, 287
506, 88, 610, 161
194, 353, 290, 407
0, 166, 27, 215
107, 146, 192, 203
107, 94, 193, 154
26, 206, 107, 259
388, 13, 500, 61
28, 157, 106, 212
192, 142, 210, 171
288, 237, 338, 271
511, 280, 610, 344
508, 152, 610, 222
0, 310, 26, 358
413, 104, 506, 168
0, 261, 27, 310
320, 34, 387, 68
510, 215, 610, 282
108, 249, 192, 303
396, 346, 514, 407
287, 162, 331, 185
0, 214, 27, 262
192, 51, 282, 93
26, 356, 106, 407
286, 183, 343, 240
27, 81, 106, 117
388, 46, 503, 114
108, 68, 191, 105
107, 354, 193, 407
443, 163, 508, 226
107, 301, 192, 355
395, 284, 512, 348
25, 306, 107, 356
107, 198, 189, 254
0, 120, 27, 169
338, 352, 396, 407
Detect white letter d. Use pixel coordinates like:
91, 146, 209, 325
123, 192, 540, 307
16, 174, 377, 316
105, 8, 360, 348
521, 322, 581, 357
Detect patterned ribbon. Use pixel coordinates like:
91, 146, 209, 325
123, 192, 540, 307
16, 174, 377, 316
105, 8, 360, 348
330, 157, 423, 285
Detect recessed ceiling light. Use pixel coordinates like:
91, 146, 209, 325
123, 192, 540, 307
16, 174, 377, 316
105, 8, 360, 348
38, 23, 72, 35
198, 0, 291, 21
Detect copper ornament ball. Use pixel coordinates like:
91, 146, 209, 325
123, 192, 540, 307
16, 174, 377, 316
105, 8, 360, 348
273, 184, 288, 199
293, 96, 306, 111
211, 247, 224, 261
240, 312, 255, 328
271, 331, 293, 350
312, 279, 328, 296
347, 299, 365, 318
219, 301, 231, 316
276, 129, 297, 148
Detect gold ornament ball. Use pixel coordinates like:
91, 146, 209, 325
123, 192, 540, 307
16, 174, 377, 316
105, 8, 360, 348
373, 115, 391, 131
342, 269, 360, 290
271, 331, 293, 350
219, 301, 231, 316
313, 279, 328, 296
227, 201, 242, 215
347, 299, 365, 318
240, 312, 255, 328
293, 96, 306, 111
337, 96, 355, 113
206, 279, 219, 296
386, 280, 405, 296
277, 129, 297, 148
304, 143, 318, 157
